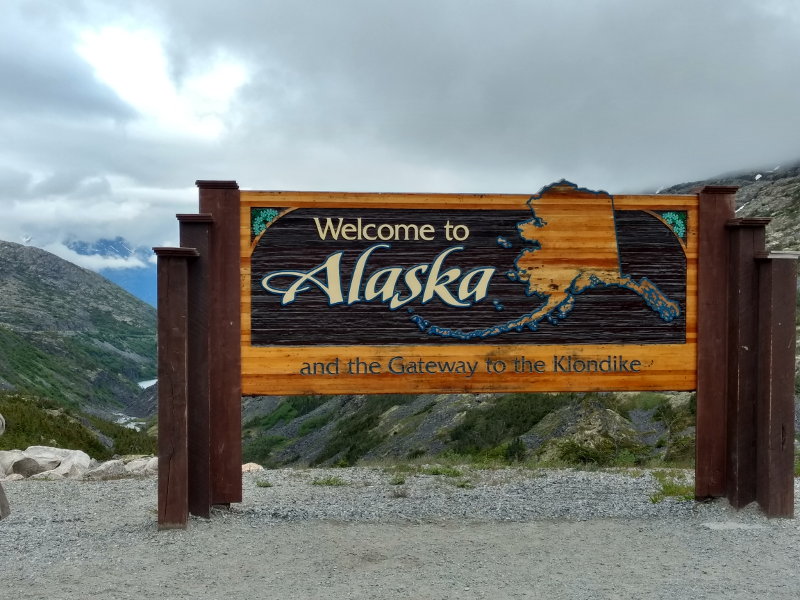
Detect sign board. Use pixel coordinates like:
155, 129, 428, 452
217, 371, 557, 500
240, 181, 698, 395
156, 180, 796, 527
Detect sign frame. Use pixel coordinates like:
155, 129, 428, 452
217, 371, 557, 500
153, 180, 796, 528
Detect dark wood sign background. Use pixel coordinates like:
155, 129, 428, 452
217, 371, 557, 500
250, 208, 687, 346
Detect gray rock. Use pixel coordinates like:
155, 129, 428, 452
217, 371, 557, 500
50, 449, 92, 479
17, 447, 91, 479
124, 458, 151, 476
526, 401, 641, 463
117, 454, 150, 464
0, 412, 5, 436
29, 470, 64, 481
0, 450, 25, 478
13, 457, 58, 478
85, 459, 126, 480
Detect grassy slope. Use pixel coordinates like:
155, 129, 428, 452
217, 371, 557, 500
0, 326, 153, 409
0, 392, 155, 460
242, 392, 696, 469
0, 241, 156, 413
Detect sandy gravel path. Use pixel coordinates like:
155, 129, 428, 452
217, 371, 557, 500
2, 468, 798, 599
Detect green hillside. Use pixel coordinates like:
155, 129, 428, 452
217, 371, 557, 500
0, 240, 156, 415
0, 392, 155, 460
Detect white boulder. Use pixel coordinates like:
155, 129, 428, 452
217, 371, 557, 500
0, 447, 94, 480
51, 450, 92, 479
0, 446, 154, 480
14, 446, 67, 477
24, 446, 74, 461
0, 450, 25, 478
85, 459, 126, 480
242, 462, 264, 473
124, 458, 151, 476
30, 470, 64, 481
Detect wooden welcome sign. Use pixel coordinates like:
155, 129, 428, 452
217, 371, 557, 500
154, 180, 796, 529
241, 182, 697, 395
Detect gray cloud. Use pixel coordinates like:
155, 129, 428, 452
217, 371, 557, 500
0, 5, 135, 121
1, 0, 799, 264
149, 0, 800, 189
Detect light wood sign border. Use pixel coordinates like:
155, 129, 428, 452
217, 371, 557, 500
239, 186, 699, 396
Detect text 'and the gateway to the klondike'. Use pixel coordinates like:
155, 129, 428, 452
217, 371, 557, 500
300, 355, 645, 377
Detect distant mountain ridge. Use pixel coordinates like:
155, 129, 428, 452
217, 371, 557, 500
661, 160, 800, 252
66, 237, 157, 306
0, 240, 156, 416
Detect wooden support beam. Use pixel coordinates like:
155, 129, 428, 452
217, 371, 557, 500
0, 481, 9, 520
196, 181, 242, 505
725, 218, 769, 509
695, 186, 736, 498
178, 215, 214, 519
756, 253, 797, 517
154, 246, 199, 529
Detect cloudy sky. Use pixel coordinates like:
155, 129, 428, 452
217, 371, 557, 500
1, 0, 799, 273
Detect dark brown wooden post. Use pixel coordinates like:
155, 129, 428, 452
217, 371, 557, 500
154, 247, 199, 529
178, 215, 214, 518
695, 186, 736, 498
196, 181, 242, 505
0, 481, 9, 519
725, 217, 770, 508
756, 253, 797, 517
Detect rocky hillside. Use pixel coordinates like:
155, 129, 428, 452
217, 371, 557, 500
661, 160, 800, 252
0, 241, 156, 416
240, 391, 695, 469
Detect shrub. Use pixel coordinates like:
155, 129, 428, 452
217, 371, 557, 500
0, 392, 155, 460
505, 437, 526, 462
245, 395, 328, 431
449, 392, 586, 456
312, 394, 417, 466
312, 475, 348, 486
86, 416, 156, 456
649, 471, 694, 503
420, 465, 462, 477
298, 412, 333, 435
242, 435, 287, 465
554, 437, 648, 467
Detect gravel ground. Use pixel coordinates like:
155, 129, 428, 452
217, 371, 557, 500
2, 467, 799, 599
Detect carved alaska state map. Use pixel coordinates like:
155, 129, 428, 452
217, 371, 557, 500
411, 184, 680, 339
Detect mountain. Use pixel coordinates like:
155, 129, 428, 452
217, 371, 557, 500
100, 266, 157, 307
66, 237, 157, 306
0, 240, 157, 416
660, 160, 800, 252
